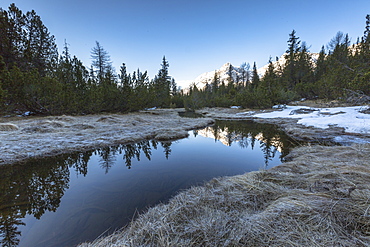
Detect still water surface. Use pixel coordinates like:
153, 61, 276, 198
0, 120, 300, 247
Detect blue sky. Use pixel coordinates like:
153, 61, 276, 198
1, 0, 369, 88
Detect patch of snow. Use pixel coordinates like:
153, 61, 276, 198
230, 106, 242, 109
272, 104, 287, 109
253, 105, 370, 134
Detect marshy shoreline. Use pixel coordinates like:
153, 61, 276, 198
1, 107, 370, 246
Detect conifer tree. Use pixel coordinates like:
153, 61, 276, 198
0, 4, 25, 69
119, 63, 132, 111
130, 68, 150, 110
184, 83, 204, 110
294, 41, 314, 98
0, 4, 58, 75
251, 62, 260, 89
24, 10, 58, 76
211, 71, 220, 92
119, 63, 130, 88
56, 40, 73, 85
260, 58, 278, 97
315, 46, 327, 81
152, 56, 171, 107
170, 78, 177, 96
313, 32, 353, 99
351, 15, 370, 94
282, 30, 301, 90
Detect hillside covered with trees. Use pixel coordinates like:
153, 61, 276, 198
185, 16, 370, 109
0, 4, 179, 115
0, 4, 369, 116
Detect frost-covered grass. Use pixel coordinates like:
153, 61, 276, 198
79, 143, 370, 247
0, 123, 19, 131
0, 109, 214, 165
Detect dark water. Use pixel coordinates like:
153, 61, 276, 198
0, 120, 301, 247
178, 111, 204, 118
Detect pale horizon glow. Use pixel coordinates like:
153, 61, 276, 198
1, 0, 369, 88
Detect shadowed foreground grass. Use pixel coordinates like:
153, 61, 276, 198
79, 143, 370, 247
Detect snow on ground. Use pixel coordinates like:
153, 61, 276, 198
252, 105, 370, 135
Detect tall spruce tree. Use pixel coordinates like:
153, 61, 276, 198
152, 56, 171, 107
282, 30, 301, 90
251, 62, 260, 90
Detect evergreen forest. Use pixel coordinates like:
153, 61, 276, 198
185, 18, 370, 109
0, 4, 369, 116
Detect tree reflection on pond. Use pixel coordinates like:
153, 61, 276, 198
0, 120, 301, 247
196, 120, 300, 166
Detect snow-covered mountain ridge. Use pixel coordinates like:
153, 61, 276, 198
192, 53, 319, 88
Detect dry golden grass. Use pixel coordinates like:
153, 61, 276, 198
79, 143, 370, 247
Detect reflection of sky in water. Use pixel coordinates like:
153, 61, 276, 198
0, 121, 299, 247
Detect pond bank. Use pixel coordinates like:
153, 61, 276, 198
0, 109, 214, 166
80, 143, 370, 246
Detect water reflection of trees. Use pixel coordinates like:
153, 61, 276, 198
0, 140, 173, 246
0, 155, 73, 246
196, 120, 301, 166
0, 149, 100, 246
93, 140, 172, 169
122, 140, 172, 168
0, 121, 300, 246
